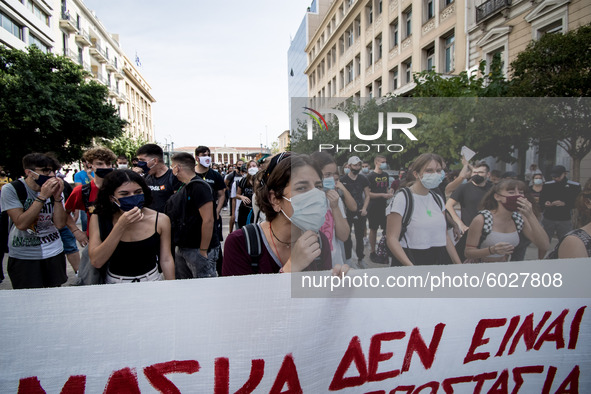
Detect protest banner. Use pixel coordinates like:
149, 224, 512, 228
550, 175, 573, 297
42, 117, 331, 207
0, 261, 589, 393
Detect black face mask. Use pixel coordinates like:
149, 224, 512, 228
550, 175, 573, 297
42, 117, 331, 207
471, 175, 485, 185
95, 168, 114, 178
350, 168, 360, 175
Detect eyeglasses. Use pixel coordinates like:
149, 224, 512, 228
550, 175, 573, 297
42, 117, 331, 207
33, 168, 54, 175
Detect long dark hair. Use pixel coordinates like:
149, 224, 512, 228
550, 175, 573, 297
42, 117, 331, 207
94, 169, 153, 217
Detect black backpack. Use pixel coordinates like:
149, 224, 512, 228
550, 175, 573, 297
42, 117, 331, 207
164, 177, 212, 247
241, 224, 264, 274
1, 180, 28, 253
376, 187, 444, 260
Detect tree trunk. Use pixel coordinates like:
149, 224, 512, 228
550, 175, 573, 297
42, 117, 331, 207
571, 156, 581, 183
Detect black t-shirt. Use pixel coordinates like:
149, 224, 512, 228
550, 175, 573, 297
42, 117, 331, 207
237, 177, 254, 208
367, 171, 390, 211
144, 169, 183, 213
171, 176, 215, 248
450, 181, 493, 226
196, 168, 226, 206
340, 173, 370, 215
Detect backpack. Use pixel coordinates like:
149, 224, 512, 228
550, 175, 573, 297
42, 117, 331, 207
477, 209, 524, 248
546, 229, 591, 259
376, 187, 444, 262
241, 223, 263, 274
1, 180, 28, 253
164, 177, 212, 247
81, 182, 95, 213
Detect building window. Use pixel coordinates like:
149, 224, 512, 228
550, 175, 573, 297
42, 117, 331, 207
366, 43, 373, 67
537, 20, 563, 37
404, 58, 412, 84
366, 83, 373, 98
355, 16, 361, 37
1, 11, 23, 40
376, 34, 382, 60
404, 8, 412, 38
390, 67, 398, 90
339, 35, 345, 54
425, 0, 434, 21
355, 54, 361, 76
390, 19, 399, 49
347, 25, 354, 47
424, 45, 435, 71
486, 48, 506, 76
346, 62, 354, 84
367, 4, 373, 24
378, 0, 383, 14
444, 0, 454, 7
29, 33, 49, 52
444, 33, 455, 73
340, 69, 345, 89
376, 78, 382, 97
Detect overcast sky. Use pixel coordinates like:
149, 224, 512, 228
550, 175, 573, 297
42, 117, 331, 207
82, 0, 313, 149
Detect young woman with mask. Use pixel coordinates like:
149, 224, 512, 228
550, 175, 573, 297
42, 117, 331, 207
88, 170, 175, 283
311, 152, 356, 266
235, 160, 259, 229
223, 153, 347, 275
385, 153, 461, 266
465, 179, 549, 262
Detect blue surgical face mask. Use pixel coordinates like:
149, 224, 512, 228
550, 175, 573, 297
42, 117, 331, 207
282, 188, 328, 232
380, 163, 388, 170
440, 170, 446, 182
420, 173, 443, 190
31, 171, 53, 187
114, 194, 145, 212
344, 168, 350, 175
362, 167, 369, 174
533, 178, 543, 185
323, 177, 335, 190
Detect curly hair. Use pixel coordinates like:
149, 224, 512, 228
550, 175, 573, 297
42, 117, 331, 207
82, 147, 117, 165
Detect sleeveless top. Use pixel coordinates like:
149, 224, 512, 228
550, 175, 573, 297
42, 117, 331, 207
103, 213, 161, 276
480, 231, 520, 258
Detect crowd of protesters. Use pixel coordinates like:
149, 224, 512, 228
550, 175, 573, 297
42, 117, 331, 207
0, 146, 589, 289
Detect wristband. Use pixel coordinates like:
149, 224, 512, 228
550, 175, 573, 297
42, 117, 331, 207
488, 245, 494, 255
35, 197, 46, 204
199, 248, 208, 252
54, 197, 64, 203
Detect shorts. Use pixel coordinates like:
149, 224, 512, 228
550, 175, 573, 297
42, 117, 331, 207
367, 205, 387, 230
105, 265, 162, 283
7, 252, 67, 289
59, 227, 79, 254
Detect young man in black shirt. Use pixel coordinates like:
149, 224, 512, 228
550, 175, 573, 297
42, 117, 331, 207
366, 155, 394, 262
195, 146, 226, 272
166, 153, 216, 279
340, 156, 371, 267
134, 144, 183, 212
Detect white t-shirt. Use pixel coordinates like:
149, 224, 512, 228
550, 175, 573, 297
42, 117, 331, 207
0, 179, 64, 259
386, 191, 446, 249
230, 176, 243, 219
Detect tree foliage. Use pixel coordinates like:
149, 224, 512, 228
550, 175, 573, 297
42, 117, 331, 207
98, 134, 148, 161
0, 46, 126, 177
508, 24, 591, 181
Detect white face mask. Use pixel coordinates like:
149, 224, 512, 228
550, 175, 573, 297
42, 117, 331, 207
420, 172, 443, 189
281, 188, 328, 232
198, 156, 211, 168
248, 167, 258, 176
118, 164, 128, 169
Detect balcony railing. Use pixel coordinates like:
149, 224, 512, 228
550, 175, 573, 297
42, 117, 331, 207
476, 0, 511, 23
75, 29, 92, 46
89, 43, 108, 63
95, 73, 108, 85
59, 11, 78, 33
